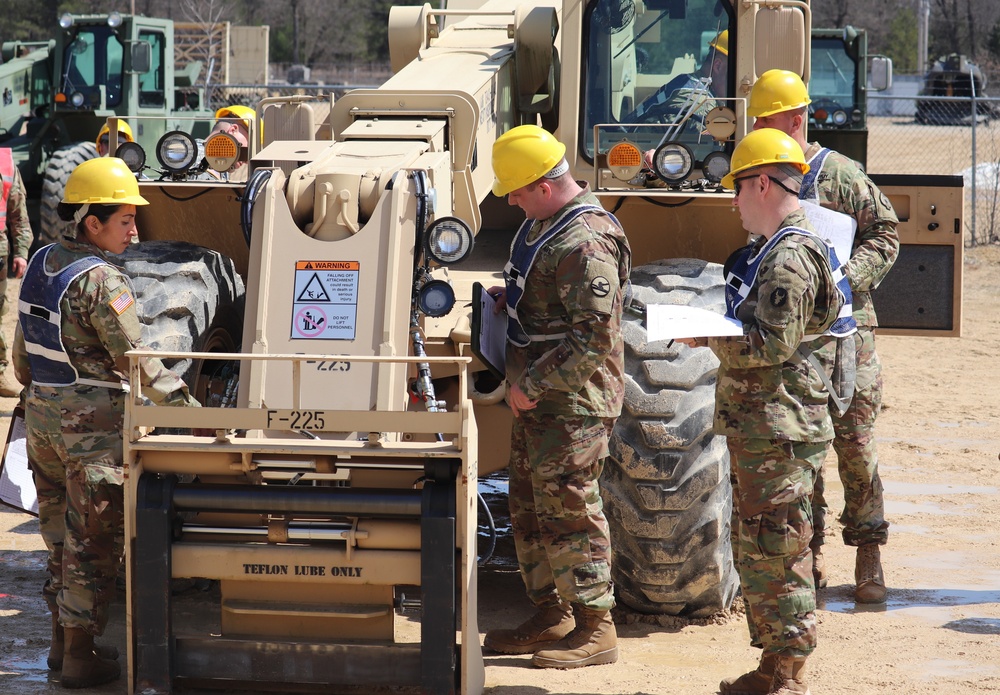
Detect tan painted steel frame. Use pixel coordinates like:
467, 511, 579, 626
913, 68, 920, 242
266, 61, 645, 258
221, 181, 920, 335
122, 350, 484, 694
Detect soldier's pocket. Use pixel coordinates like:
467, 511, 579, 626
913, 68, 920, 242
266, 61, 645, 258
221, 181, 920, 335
81, 479, 125, 541
533, 419, 609, 480
742, 502, 811, 560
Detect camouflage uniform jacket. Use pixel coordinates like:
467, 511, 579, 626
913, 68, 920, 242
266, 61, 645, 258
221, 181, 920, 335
12, 238, 196, 406
709, 209, 841, 443
803, 142, 899, 328
627, 73, 718, 135
2, 167, 34, 260
505, 184, 632, 417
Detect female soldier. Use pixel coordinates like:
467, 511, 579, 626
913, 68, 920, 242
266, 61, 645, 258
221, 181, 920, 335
12, 157, 200, 689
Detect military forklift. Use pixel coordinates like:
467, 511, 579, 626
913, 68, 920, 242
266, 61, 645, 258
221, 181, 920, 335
111, 1, 963, 693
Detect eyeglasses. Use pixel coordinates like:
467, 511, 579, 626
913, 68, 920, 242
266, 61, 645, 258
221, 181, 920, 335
733, 174, 798, 196
765, 175, 798, 195
732, 175, 759, 196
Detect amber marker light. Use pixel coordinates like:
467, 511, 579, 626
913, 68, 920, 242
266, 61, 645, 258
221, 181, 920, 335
607, 141, 643, 181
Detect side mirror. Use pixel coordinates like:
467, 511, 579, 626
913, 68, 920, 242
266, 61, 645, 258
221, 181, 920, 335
131, 41, 151, 74
754, 7, 807, 80
870, 56, 893, 92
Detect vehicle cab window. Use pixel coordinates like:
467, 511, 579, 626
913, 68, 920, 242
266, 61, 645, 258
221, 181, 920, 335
60, 26, 124, 109
138, 30, 166, 107
582, 0, 733, 168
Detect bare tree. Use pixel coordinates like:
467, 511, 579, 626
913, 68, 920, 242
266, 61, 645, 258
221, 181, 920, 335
813, 0, 855, 28
178, 0, 233, 104
965, 0, 977, 57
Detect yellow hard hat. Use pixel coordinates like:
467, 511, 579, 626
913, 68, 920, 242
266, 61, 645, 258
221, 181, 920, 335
721, 128, 809, 190
709, 30, 729, 57
747, 69, 812, 118
62, 157, 149, 206
491, 125, 567, 197
216, 104, 256, 130
97, 119, 134, 146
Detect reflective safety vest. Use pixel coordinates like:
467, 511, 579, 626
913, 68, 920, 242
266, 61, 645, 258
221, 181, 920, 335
800, 147, 859, 253
0, 148, 15, 232
503, 204, 621, 347
799, 147, 833, 203
723, 226, 857, 339
18, 245, 126, 389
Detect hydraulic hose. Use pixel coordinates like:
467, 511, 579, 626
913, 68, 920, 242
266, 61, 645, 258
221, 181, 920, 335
240, 168, 273, 246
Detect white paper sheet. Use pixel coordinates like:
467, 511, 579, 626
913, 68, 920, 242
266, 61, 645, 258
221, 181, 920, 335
0, 411, 38, 515
801, 200, 857, 265
646, 304, 744, 342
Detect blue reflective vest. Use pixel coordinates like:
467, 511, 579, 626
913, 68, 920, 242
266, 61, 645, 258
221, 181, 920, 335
18, 245, 119, 387
723, 226, 857, 339
503, 204, 620, 347
799, 147, 833, 203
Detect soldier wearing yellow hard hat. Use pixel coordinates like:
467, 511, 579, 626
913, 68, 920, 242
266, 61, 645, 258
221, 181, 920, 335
720, 126, 808, 190
748, 69, 899, 608
490, 124, 567, 197
12, 156, 200, 688
483, 124, 631, 670
96, 120, 134, 157
682, 127, 851, 695
202, 104, 256, 182
215, 104, 255, 132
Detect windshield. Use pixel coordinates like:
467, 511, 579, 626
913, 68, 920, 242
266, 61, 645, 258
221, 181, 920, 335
582, 0, 734, 164
61, 25, 124, 108
809, 36, 858, 127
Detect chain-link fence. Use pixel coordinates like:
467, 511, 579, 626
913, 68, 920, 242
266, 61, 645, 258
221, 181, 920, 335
868, 93, 1000, 246
179, 83, 378, 114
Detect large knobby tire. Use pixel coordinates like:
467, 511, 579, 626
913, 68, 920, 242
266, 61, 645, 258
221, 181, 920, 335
602, 258, 739, 617
39, 142, 99, 249
115, 240, 245, 397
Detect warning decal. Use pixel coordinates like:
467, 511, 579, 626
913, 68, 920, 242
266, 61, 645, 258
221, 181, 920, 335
291, 261, 359, 340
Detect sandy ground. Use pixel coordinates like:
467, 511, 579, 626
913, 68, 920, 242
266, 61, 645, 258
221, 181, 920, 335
866, 115, 1000, 177
1, 240, 999, 695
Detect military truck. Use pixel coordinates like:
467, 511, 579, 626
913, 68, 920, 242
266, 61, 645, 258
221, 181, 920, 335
916, 53, 998, 125
808, 26, 893, 167
0, 11, 213, 246
113, 1, 964, 693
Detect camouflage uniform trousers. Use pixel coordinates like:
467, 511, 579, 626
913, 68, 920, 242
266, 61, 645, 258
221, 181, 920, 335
811, 327, 890, 548
508, 411, 615, 612
730, 437, 826, 657
27, 384, 127, 636
0, 260, 8, 368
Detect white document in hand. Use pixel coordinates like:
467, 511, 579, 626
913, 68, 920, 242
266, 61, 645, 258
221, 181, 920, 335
646, 304, 744, 343
801, 200, 856, 265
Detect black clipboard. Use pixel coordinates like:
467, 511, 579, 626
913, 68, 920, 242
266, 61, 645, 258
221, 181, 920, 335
471, 282, 507, 381
0, 406, 38, 517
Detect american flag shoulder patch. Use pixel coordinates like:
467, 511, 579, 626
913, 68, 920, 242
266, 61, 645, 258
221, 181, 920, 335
109, 289, 135, 315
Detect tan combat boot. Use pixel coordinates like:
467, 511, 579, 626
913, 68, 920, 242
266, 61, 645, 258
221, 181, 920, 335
854, 543, 887, 603
0, 371, 20, 398
720, 653, 777, 695
61, 626, 121, 689
811, 542, 828, 590
48, 614, 120, 670
483, 601, 574, 655
531, 605, 617, 669
769, 655, 810, 695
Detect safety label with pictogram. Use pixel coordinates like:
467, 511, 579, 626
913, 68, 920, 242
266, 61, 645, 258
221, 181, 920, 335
290, 261, 360, 340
